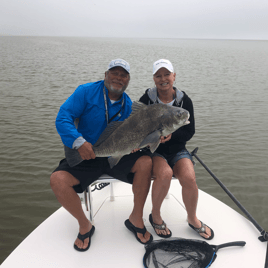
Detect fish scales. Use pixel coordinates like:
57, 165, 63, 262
93, 104, 163, 156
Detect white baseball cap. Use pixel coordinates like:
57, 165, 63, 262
107, 59, 130, 73
153, 59, 174, 75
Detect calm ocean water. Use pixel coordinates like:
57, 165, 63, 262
0, 36, 267, 263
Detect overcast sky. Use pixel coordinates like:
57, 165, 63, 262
1, 0, 267, 40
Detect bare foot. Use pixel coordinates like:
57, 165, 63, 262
150, 213, 171, 237
128, 215, 152, 244
74, 220, 93, 250
188, 218, 212, 239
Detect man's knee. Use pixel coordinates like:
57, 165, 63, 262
133, 155, 153, 172
50, 172, 62, 191
50, 171, 79, 191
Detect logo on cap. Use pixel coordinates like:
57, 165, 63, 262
153, 59, 174, 74
108, 59, 130, 73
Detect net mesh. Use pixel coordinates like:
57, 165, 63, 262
143, 238, 216, 268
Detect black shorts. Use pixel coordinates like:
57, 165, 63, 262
52, 150, 151, 193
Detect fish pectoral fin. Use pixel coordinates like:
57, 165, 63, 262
108, 156, 123, 169
139, 130, 161, 153
148, 139, 161, 153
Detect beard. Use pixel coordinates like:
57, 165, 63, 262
104, 80, 128, 97
109, 85, 127, 95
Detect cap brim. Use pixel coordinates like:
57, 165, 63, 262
153, 66, 173, 75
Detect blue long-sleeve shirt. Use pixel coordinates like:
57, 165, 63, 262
55, 80, 132, 149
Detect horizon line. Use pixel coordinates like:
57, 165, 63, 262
1, 34, 268, 42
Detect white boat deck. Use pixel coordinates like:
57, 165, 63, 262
1, 180, 267, 267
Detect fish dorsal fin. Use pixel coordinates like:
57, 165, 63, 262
94, 121, 123, 147
129, 101, 147, 116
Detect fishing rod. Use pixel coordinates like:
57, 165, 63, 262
191, 147, 268, 268
191, 147, 268, 243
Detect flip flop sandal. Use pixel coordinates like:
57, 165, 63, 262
124, 219, 153, 245
74, 225, 95, 252
189, 220, 214, 240
149, 214, 172, 238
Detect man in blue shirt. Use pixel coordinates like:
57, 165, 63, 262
50, 59, 153, 251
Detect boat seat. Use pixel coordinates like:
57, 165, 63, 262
80, 174, 176, 224
80, 174, 119, 223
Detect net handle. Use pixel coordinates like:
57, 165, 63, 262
214, 241, 246, 252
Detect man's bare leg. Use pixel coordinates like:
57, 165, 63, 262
128, 155, 153, 243
50, 171, 92, 250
